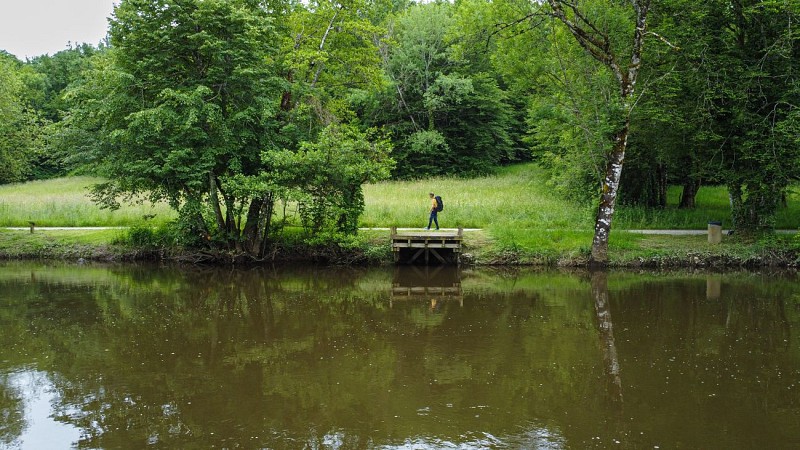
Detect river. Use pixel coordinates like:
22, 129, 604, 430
0, 262, 798, 449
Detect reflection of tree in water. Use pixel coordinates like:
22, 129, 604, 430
0, 266, 578, 447
590, 271, 623, 404
0, 376, 24, 447
3, 265, 800, 448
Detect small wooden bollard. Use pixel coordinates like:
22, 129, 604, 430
708, 221, 722, 244
28, 221, 35, 234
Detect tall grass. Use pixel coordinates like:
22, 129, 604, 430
362, 163, 800, 257
361, 164, 594, 230
361, 164, 599, 257
3, 166, 799, 234
0, 177, 175, 227
615, 185, 800, 229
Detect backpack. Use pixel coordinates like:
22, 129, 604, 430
435, 195, 443, 212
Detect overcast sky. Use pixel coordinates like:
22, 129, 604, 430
0, 0, 116, 60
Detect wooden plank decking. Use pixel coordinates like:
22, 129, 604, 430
391, 227, 463, 264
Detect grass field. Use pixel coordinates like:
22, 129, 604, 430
362, 163, 800, 258
362, 164, 594, 229
0, 177, 175, 227
1, 165, 799, 263
364, 163, 800, 230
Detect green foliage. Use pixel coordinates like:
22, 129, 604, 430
484, 0, 626, 201
620, 0, 800, 228
266, 124, 394, 235
3, 0, 799, 255
29, 44, 100, 123
125, 224, 168, 248
0, 52, 45, 184
123, 221, 203, 248
402, 129, 451, 176
357, 1, 519, 178
63, 0, 283, 252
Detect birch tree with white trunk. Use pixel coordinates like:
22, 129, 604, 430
544, 0, 651, 264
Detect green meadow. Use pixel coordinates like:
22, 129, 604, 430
1, 164, 798, 264
364, 163, 800, 230
0, 176, 175, 227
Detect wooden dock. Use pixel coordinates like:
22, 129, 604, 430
391, 227, 463, 264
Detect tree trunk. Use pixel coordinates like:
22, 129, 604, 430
590, 122, 628, 265
242, 193, 275, 257
656, 164, 668, 208
209, 172, 226, 234
679, 178, 700, 208
547, 0, 650, 265
242, 197, 264, 256
259, 194, 274, 259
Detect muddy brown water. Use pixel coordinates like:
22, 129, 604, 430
0, 262, 798, 449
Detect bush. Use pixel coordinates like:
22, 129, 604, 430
122, 222, 187, 248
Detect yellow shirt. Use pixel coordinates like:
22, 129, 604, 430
431, 197, 438, 212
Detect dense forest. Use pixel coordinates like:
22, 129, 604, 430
1, 0, 798, 262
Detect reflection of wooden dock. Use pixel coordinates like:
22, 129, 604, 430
391, 227, 463, 264
390, 265, 463, 306
390, 285, 463, 306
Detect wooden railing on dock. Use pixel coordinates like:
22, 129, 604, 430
390, 227, 463, 264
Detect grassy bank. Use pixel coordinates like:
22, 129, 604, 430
1, 165, 799, 266
363, 164, 800, 262
0, 228, 131, 260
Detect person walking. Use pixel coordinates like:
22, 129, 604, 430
426, 192, 439, 230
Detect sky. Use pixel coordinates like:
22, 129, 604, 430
0, 0, 117, 60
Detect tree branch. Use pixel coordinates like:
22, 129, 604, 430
547, 1, 625, 88
646, 31, 680, 50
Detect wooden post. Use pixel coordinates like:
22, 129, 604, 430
708, 221, 722, 244
28, 222, 35, 234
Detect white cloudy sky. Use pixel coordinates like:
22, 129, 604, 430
0, 0, 116, 59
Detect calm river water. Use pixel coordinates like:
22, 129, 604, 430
0, 262, 798, 449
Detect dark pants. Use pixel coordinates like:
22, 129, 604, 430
427, 211, 439, 229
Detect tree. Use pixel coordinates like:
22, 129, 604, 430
543, 0, 652, 264
0, 52, 44, 184
62, 0, 394, 255
618, 0, 800, 223
30, 44, 100, 123
68, 0, 283, 254
694, 0, 800, 231
265, 124, 393, 234
467, 0, 652, 262
29, 44, 101, 178
359, 2, 517, 178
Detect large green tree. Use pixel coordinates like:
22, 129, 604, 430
485, 0, 652, 264
543, 0, 652, 264
63, 0, 393, 255
619, 0, 800, 224
68, 0, 282, 254
688, 0, 800, 231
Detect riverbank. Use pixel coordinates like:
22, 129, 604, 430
3, 165, 800, 267
2, 227, 798, 268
